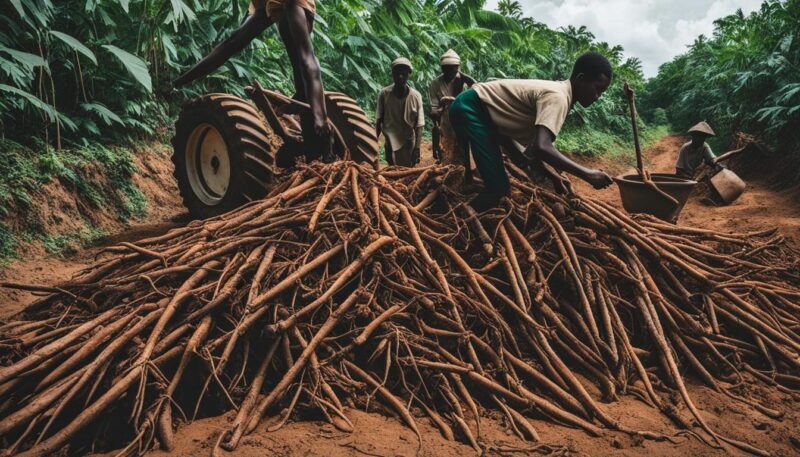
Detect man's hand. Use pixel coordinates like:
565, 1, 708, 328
527, 126, 613, 192
458, 72, 476, 87
584, 169, 614, 189
430, 110, 441, 122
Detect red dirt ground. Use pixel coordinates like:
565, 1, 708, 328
573, 135, 800, 248
3, 136, 800, 456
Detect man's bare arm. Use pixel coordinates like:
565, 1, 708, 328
498, 136, 571, 194
526, 125, 612, 189
375, 117, 383, 140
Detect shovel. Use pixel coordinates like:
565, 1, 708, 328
622, 82, 679, 209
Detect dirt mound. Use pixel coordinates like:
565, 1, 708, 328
0, 142, 185, 317
9, 143, 181, 246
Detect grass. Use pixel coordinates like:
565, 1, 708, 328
42, 225, 107, 257
558, 124, 672, 165
118, 182, 148, 220
0, 223, 17, 266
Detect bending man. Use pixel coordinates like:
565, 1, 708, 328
449, 51, 615, 211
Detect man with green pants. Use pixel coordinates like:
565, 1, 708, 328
449, 51, 615, 211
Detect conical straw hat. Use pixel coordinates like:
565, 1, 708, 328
688, 121, 716, 137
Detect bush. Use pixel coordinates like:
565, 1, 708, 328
652, 108, 668, 126
0, 223, 16, 265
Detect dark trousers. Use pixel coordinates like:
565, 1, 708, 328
449, 88, 510, 210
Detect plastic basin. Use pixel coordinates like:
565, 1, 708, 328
613, 173, 698, 222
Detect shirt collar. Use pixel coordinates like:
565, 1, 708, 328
562, 80, 573, 107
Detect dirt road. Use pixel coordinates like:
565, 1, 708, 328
4, 136, 800, 456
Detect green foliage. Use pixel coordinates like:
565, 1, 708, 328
102, 45, 153, 92
75, 178, 107, 207
651, 108, 668, 126
42, 225, 107, 257
49, 31, 97, 65
0, 0, 175, 144
0, 223, 17, 265
558, 124, 670, 162
0, 140, 53, 215
644, 0, 800, 176
118, 182, 148, 220
0, 0, 658, 155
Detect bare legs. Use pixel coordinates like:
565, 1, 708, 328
278, 2, 332, 161
174, 1, 333, 162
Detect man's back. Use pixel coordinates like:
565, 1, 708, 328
472, 79, 572, 145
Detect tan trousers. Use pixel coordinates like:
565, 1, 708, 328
249, 0, 316, 22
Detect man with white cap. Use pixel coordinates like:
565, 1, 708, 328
429, 49, 475, 161
675, 121, 717, 179
375, 57, 425, 167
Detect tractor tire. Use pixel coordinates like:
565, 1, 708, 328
324, 92, 379, 168
172, 94, 275, 219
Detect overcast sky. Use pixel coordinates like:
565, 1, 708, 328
484, 0, 763, 76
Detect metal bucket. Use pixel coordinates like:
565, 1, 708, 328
613, 173, 698, 222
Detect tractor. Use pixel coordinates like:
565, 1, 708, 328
171, 82, 379, 219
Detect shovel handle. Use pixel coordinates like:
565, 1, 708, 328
623, 83, 644, 172
622, 83, 678, 209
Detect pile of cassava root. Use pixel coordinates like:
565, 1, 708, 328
2, 160, 800, 457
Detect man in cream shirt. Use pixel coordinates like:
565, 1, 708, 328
449, 51, 615, 210
376, 58, 425, 166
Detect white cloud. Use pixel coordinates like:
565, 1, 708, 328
484, 0, 763, 76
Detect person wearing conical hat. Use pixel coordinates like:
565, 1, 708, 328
429, 49, 476, 162
675, 121, 717, 179
375, 58, 425, 167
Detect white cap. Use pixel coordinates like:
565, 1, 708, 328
440, 49, 461, 66
391, 57, 413, 71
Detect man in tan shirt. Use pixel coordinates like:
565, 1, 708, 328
174, 0, 333, 163
449, 52, 614, 211
429, 49, 475, 161
376, 58, 425, 166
